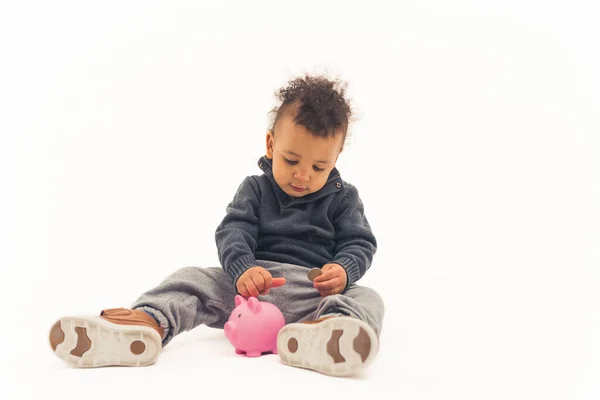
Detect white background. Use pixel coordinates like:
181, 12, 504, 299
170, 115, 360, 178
1, 1, 599, 399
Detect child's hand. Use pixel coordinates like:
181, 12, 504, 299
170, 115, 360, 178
313, 263, 347, 296
237, 266, 286, 298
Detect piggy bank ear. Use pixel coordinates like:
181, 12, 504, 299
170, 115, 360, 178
247, 297, 262, 313
235, 295, 246, 307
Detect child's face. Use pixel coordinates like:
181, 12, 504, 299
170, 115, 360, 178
266, 115, 343, 197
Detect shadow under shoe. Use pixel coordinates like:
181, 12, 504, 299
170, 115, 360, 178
277, 316, 379, 377
49, 308, 164, 368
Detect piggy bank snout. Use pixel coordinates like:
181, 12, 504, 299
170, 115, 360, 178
224, 321, 235, 339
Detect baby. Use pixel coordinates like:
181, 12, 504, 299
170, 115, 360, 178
49, 74, 384, 377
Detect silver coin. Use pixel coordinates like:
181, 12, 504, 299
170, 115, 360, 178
307, 268, 323, 281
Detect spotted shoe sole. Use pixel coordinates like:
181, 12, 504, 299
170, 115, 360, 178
49, 316, 162, 368
277, 317, 379, 376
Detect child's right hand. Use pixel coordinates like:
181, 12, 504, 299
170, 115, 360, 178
237, 266, 286, 298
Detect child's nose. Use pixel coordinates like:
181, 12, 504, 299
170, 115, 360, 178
294, 168, 310, 182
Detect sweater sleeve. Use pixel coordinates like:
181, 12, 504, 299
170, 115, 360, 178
331, 185, 377, 286
215, 177, 260, 285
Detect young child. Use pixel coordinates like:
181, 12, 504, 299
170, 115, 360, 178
49, 74, 384, 377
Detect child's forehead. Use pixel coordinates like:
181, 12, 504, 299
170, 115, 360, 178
274, 119, 342, 159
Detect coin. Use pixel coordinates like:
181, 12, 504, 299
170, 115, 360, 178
307, 268, 323, 281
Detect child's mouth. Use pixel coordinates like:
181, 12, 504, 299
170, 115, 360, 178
290, 185, 307, 193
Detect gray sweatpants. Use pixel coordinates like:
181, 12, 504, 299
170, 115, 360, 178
131, 261, 385, 346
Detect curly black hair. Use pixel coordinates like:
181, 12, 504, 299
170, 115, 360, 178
268, 73, 353, 150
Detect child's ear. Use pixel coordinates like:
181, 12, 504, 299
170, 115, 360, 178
265, 130, 274, 159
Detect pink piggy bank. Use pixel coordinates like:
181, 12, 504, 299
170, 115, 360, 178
224, 295, 285, 357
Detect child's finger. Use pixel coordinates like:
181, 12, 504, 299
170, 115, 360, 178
245, 281, 260, 298
271, 277, 286, 287
320, 283, 345, 297
314, 277, 340, 290
237, 283, 250, 298
313, 269, 337, 282
259, 269, 273, 291
251, 273, 266, 294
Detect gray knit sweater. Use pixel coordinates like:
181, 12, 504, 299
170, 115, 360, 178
215, 156, 377, 288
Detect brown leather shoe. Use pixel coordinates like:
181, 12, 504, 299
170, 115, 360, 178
277, 316, 379, 377
49, 308, 163, 368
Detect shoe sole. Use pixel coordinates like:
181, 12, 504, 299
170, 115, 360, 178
49, 316, 162, 368
277, 317, 379, 377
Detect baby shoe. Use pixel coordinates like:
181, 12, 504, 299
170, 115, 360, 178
277, 315, 378, 376
49, 308, 163, 368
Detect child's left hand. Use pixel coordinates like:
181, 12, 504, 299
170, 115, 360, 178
312, 263, 347, 296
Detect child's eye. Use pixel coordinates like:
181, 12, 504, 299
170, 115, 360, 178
313, 166, 324, 172
284, 158, 298, 165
